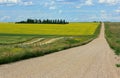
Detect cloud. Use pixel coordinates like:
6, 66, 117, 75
49, 6, 56, 9
100, 10, 115, 21
73, 18, 79, 21
0, 16, 11, 21
115, 9, 120, 13
100, 10, 107, 19
85, 0, 93, 5
98, 0, 120, 5
43, 0, 93, 9
75, 4, 83, 8
21, 1, 33, 6
0, 0, 20, 6
0, 0, 20, 3
76, 0, 93, 8
58, 10, 62, 14
56, 0, 74, 4
56, 0, 79, 2
0, 0, 33, 6
56, 0, 64, 1
44, 0, 57, 10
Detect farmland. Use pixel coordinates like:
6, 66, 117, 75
0, 23, 100, 64
0, 23, 98, 36
105, 22, 120, 55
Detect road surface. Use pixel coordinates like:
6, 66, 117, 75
0, 23, 119, 78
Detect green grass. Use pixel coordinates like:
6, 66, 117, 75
105, 22, 120, 55
0, 36, 97, 64
0, 23, 98, 36
0, 36, 36, 45
0, 22, 100, 64
116, 64, 120, 67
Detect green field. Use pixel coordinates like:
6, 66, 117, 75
0, 36, 36, 44
0, 23, 98, 35
0, 22, 100, 64
105, 22, 120, 55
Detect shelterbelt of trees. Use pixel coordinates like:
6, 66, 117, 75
16, 19, 69, 24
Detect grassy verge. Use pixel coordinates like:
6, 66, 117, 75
105, 22, 120, 55
116, 64, 120, 67
0, 23, 101, 64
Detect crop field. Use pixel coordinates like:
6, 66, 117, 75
105, 22, 120, 55
0, 23, 98, 36
0, 36, 36, 44
0, 22, 100, 64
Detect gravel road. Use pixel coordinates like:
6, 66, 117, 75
0, 23, 119, 78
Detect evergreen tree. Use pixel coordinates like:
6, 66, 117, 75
16, 19, 69, 24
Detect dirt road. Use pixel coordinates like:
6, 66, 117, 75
0, 23, 119, 78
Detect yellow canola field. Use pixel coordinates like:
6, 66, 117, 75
0, 23, 99, 36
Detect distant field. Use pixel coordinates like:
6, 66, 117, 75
105, 22, 120, 55
0, 23, 98, 36
0, 22, 100, 64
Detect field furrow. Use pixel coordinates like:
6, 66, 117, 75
21, 38, 45, 45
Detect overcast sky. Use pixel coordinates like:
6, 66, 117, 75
0, 0, 120, 22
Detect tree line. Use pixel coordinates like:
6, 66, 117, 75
16, 19, 69, 24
